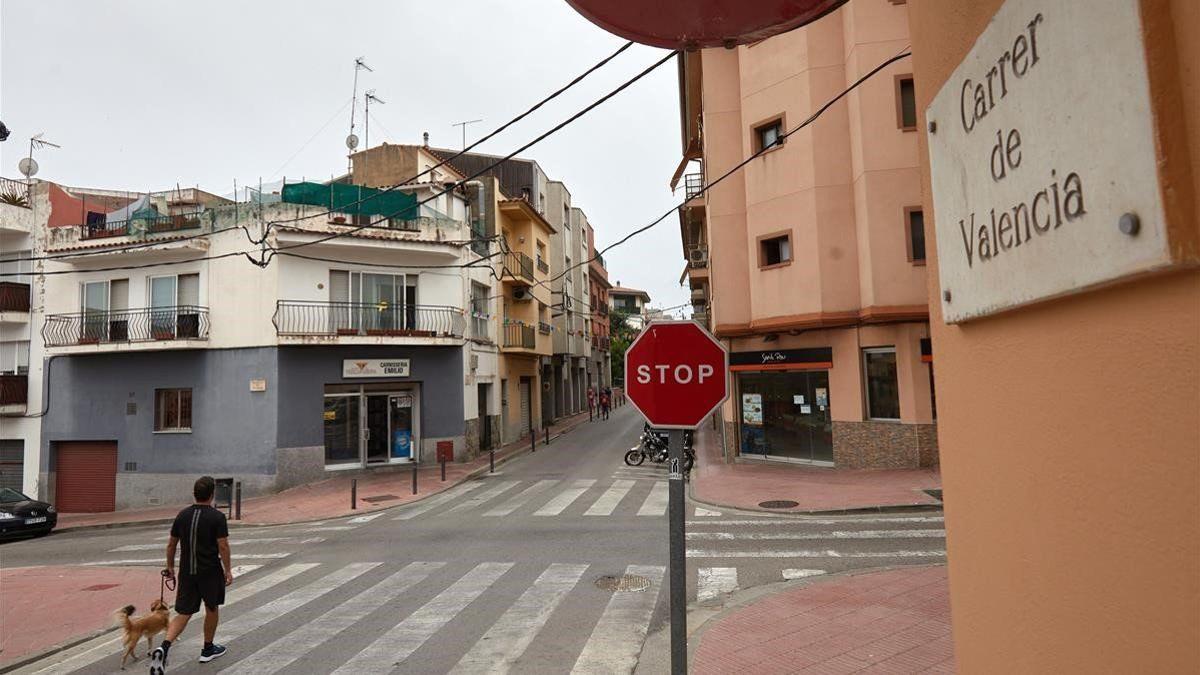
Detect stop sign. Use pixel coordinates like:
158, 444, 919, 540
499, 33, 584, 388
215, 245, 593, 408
624, 320, 729, 429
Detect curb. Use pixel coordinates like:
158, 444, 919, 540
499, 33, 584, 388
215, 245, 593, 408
685, 484, 944, 516
0, 625, 119, 674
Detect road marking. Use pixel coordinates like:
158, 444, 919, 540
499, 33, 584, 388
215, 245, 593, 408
534, 479, 596, 516
584, 479, 635, 516
636, 481, 669, 516
572, 565, 665, 674
392, 482, 483, 520
686, 529, 946, 540
782, 569, 827, 580
685, 516, 945, 526
347, 512, 386, 524
697, 567, 738, 602
19, 563, 319, 675
693, 507, 722, 517
686, 549, 947, 558
332, 562, 514, 674
444, 480, 521, 514
229, 564, 262, 578
108, 536, 325, 552
484, 479, 560, 517
82, 552, 292, 566
221, 562, 444, 675
305, 525, 359, 531
449, 563, 589, 674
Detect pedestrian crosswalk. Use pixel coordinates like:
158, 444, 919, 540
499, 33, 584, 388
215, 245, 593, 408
389, 475, 678, 520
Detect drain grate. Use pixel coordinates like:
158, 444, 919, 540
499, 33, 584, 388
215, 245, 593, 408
82, 584, 120, 592
594, 574, 652, 593
758, 499, 800, 509
361, 494, 400, 504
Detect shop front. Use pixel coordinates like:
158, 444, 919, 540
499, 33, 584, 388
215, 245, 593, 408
323, 384, 420, 467
733, 348, 834, 465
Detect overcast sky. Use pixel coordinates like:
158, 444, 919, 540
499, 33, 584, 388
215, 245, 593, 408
0, 0, 690, 313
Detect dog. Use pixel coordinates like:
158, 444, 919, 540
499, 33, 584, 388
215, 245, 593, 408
115, 600, 170, 668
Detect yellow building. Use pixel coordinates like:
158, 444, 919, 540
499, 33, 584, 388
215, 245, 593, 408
494, 188, 555, 443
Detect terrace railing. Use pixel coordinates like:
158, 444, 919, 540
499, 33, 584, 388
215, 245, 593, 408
273, 301, 464, 338
43, 306, 209, 346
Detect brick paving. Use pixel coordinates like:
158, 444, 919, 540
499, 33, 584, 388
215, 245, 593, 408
692, 566, 953, 674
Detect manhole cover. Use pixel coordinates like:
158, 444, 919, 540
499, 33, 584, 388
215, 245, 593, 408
594, 574, 652, 592
361, 494, 400, 503
758, 499, 800, 509
82, 584, 120, 592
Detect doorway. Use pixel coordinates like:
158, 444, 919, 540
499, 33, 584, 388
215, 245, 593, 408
518, 377, 533, 437
323, 385, 420, 467
737, 370, 833, 464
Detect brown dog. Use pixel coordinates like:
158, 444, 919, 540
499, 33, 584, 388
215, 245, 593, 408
115, 600, 170, 668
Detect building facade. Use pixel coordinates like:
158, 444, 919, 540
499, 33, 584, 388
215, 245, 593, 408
608, 285, 651, 330
585, 223, 612, 391
673, 0, 937, 469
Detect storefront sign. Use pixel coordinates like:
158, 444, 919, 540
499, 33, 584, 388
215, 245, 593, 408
927, 0, 1172, 323
342, 359, 411, 378
730, 348, 832, 371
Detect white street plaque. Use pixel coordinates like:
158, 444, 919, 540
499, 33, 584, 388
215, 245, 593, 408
927, 0, 1171, 323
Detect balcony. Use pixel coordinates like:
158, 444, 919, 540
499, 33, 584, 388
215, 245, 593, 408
503, 322, 536, 350
684, 173, 705, 200
538, 321, 552, 335
502, 251, 534, 283
273, 301, 464, 339
79, 213, 204, 241
0, 374, 26, 412
43, 306, 209, 348
0, 178, 30, 209
536, 257, 550, 275
0, 282, 30, 314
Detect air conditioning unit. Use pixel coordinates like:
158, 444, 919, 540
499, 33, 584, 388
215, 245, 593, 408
512, 286, 533, 301
688, 248, 708, 265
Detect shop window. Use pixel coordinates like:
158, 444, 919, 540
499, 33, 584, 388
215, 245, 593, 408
863, 348, 901, 420
758, 232, 792, 268
896, 75, 917, 131
753, 116, 785, 152
906, 207, 926, 263
154, 388, 192, 432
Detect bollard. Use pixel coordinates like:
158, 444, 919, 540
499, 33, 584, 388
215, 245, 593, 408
489, 447, 495, 473
531, 429, 536, 453
545, 427, 550, 446
235, 481, 242, 521
412, 461, 418, 495
441, 456, 446, 482
351, 478, 357, 510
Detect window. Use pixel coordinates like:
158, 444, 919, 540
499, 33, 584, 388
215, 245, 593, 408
536, 241, 546, 268
896, 75, 917, 131
563, 204, 570, 229
758, 232, 792, 268
863, 348, 901, 420
154, 388, 193, 432
330, 271, 418, 332
906, 207, 926, 263
753, 116, 785, 152
471, 282, 491, 340
0, 341, 29, 374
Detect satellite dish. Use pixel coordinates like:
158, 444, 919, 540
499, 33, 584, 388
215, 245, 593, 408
18, 157, 38, 178
345, 134, 360, 150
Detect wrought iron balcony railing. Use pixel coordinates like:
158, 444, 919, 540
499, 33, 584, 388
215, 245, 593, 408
0, 178, 31, 209
0, 282, 30, 312
503, 322, 536, 349
0, 374, 27, 407
273, 301, 464, 338
684, 173, 705, 200
536, 258, 550, 275
79, 213, 204, 240
43, 306, 210, 346
502, 251, 534, 282
538, 321, 552, 335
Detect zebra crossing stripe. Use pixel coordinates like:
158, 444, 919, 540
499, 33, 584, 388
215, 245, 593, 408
82, 552, 292, 566
686, 529, 947, 540
484, 479, 560, 517
697, 567, 738, 602
534, 479, 596, 516
584, 479, 635, 516
782, 569, 827, 580
686, 549, 947, 558
108, 536, 326, 552
572, 564, 665, 674
393, 482, 484, 520
444, 481, 521, 514
19, 563, 319, 675
221, 562, 444, 675
449, 563, 589, 674
229, 564, 263, 578
332, 562, 515, 673
636, 481, 669, 517
347, 512, 386, 524
693, 507, 722, 517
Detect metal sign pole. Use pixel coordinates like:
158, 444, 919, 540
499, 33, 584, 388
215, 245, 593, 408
668, 428, 687, 675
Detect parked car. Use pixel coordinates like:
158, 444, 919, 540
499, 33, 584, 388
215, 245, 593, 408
0, 487, 57, 539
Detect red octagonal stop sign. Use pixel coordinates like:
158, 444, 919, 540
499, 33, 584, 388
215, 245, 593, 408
625, 320, 729, 429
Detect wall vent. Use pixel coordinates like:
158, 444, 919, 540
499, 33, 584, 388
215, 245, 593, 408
124, 462, 137, 471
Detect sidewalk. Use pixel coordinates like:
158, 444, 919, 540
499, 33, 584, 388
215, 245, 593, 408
692, 565, 954, 674
57, 409, 593, 532
690, 424, 942, 513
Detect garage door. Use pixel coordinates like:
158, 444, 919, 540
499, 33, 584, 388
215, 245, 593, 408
55, 442, 117, 512
0, 440, 23, 492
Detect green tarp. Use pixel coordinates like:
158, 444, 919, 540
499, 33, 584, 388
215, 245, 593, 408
281, 181, 418, 218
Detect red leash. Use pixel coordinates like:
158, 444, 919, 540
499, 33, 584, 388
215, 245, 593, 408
160, 569, 176, 605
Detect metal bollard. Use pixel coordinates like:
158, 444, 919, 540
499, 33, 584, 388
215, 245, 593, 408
351, 478, 357, 510
545, 427, 550, 446
412, 461, 418, 495
235, 481, 242, 521
531, 429, 536, 453
489, 447, 495, 473
441, 456, 446, 482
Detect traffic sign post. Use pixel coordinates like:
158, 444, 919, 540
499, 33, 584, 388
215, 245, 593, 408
624, 320, 729, 675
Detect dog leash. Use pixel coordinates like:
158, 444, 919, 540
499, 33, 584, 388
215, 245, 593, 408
160, 569, 176, 605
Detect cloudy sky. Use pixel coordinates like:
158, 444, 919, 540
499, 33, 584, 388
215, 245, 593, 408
0, 0, 690, 312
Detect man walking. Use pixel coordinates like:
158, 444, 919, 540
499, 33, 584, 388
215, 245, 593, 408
150, 476, 232, 673
600, 387, 611, 420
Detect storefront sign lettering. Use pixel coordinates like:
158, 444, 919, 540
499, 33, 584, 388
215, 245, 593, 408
342, 358, 412, 378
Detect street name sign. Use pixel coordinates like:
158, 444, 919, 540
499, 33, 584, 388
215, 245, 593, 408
624, 320, 729, 429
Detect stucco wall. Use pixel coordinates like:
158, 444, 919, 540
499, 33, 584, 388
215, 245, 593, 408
910, 0, 1200, 671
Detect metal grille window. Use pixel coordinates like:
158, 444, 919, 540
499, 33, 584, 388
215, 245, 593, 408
154, 388, 193, 432
863, 348, 901, 420
471, 282, 491, 340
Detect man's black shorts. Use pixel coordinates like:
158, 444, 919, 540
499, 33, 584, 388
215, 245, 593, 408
174, 571, 225, 615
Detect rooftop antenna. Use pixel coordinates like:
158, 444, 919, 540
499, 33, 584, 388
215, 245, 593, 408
364, 90, 386, 151
20, 133, 61, 179
346, 57, 372, 169
451, 119, 483, 150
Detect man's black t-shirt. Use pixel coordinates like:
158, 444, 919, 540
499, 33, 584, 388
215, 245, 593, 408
170, 504, 228, 576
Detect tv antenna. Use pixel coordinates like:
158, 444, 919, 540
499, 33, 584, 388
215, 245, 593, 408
346, 57, 373, 167
20, 133, 61, 178
451, 119, 483, 150
364, 90, 386, 151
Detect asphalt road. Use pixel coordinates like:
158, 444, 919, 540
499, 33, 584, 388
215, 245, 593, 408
5, 404, 945, 674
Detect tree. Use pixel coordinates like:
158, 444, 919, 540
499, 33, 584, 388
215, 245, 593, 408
609, 311, 635, 385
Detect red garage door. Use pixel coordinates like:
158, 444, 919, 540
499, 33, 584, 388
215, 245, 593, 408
55, 442, 117, 513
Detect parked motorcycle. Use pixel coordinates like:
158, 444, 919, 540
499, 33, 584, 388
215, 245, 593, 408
624, 423, 695, 472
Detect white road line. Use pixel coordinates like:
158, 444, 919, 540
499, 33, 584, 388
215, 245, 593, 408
484, 479, 560, 517
693, 507, 722, 517
685, 516, 945, 526
305, 525, 359, 531
686, 529, 946, 540
332, 562, 514, 674
636, 482, 669, 517
221, 562, 444, 675
229, 564, 263, 578
572, 565, 665, 674
449, 563, 589, 674
347, 512, 386, 524
783, 569, 827, 580
444, 481, 521, 514
392, 482, 483, 520
19, 563, 319, 675
584, 479, 635, 516
108, 536, 325, 552
697, 567, 738, 602
686, 549, 947, 558
534, 479, 596, 516
82, 552, 292, 566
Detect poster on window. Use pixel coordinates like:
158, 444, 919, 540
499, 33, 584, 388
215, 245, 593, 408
742, 393, 763, 426
815, 388, 829, 407
392, 430, 412, 459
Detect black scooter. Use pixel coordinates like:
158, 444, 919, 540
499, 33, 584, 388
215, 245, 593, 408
625, 423, 695, 472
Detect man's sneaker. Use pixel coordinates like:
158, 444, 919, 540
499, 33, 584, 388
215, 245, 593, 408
198, 643, 227, 663
149, 646, 168, 674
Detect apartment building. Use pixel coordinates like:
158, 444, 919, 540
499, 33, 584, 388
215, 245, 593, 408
29, 151, 498, 511
585, 222, 612, 390
608, 284, 651, 330
673, 0, 936, 468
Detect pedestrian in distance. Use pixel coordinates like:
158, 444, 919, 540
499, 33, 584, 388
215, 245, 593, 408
587, 385, 596, 419
149, 476, 232, 674
600, 387, 611, 420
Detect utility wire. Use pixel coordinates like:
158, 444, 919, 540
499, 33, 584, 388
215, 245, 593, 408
268, 96, 354, 180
